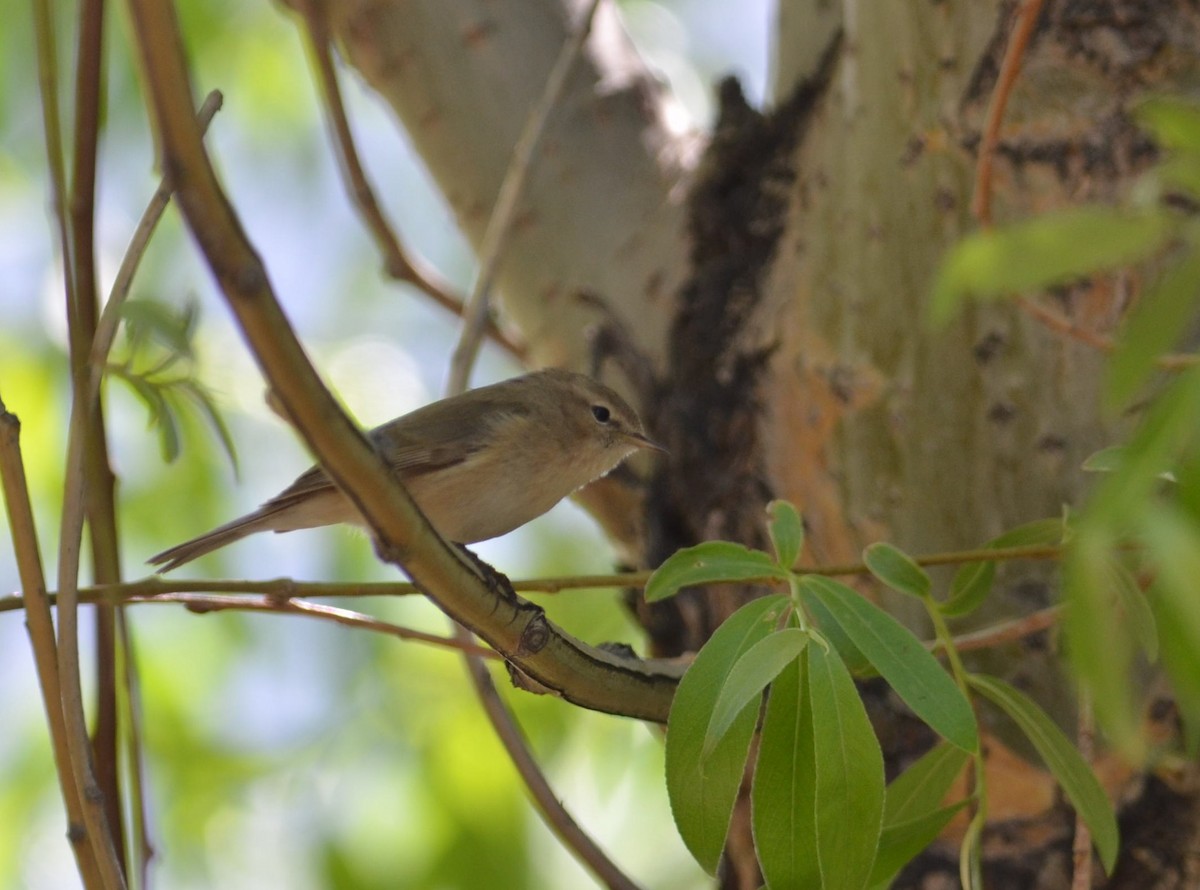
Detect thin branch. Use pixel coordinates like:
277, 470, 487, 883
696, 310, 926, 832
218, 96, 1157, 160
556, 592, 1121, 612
137, 593, 503, 658
90, 90, 224, 381
0, 539, 1072, 614
117, 617, 154, 890
2, 581, 1068, 664
0, 400, 105, 888
446, 7, 717, 881
447, 0, 604, 394
292, 0, 526, 360
69, 0, 129, 868
969, 2, 1199, 372
971, 0, 1047, 227
124, 0, 679, 724
1071, 690, 1096, 890
938, 604, 1061, 654
1016, 294, 1199, 371
82, 88, 223, 888
457, 645, 641, 890
56, 280, 128, 890
34, 0, 126, 878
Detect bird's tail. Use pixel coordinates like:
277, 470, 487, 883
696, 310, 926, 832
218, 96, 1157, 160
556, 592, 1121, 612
148, 511, 275, 573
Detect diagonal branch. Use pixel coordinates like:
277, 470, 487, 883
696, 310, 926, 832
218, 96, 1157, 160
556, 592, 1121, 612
437, 3, 642, 882
124, 0, 679, 725
291, 0, 526, 359
0, 401, 106, 889
34, 0, 127, 879
446, 0, 604, 393
67, 0, 136, 871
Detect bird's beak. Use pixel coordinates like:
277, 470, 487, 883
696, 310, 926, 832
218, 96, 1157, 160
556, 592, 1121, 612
628, 431, 668, 454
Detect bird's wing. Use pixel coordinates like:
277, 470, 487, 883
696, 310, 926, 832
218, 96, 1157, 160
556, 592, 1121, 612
261, 393, 526, 509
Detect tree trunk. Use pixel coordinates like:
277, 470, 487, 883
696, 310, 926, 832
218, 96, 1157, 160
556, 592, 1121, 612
316, 0, 1200, 885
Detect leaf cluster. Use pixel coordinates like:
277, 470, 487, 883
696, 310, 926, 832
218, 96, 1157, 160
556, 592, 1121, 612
647, 502, 1117, 889
934, 96, 1200, 760
106, 299, 237, 470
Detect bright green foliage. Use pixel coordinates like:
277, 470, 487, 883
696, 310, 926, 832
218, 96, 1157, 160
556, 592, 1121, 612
1107, 246, 1200, 409
109, 299, 239, 470
752, 656, 820, 888
703, 627, 807, 758
666, 594, 791, 873
864, 542, 931, 600
645, 541, 789, 602
799, 576, 978, 753
942, 560, 995, 620
1066, 368, 1200, 755
869, 802, 969, 890
871, 745, 972, 888
969, 675, 1120, 873
656, 498, 1132, 886
1141, 507, 1200, 753
882, 743, 970, 826
767, 499, 805, 569
942, 517, 1067, 618
929, 207, 1174, 325
807, 643, 886, 890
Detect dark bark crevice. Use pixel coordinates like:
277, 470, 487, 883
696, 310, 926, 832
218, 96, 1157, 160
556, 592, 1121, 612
639, 35, 843, 661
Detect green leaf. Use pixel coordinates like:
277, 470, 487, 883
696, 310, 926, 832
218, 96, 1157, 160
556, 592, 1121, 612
667, 595, 790, 874
942, 518, 1066, 618
1081, 447, 1179, 485
646, 541, 789, 603
1156, 154, 1200, 201
868, 802, 971, 890
1138, 96, 1200, 153
180, 381, 241, 477
960, 809, 985, 890
1087, 368, 1200, 519
930, 207, 1173, 325
1064, 526, 1141, 757
704, 628, 807, 758
752, 656, 820, 889
1107, 559, 1158, 662
808, 643, 885, 890
1152, 579, 1200, 757
1108, 246, 1200, 410
884, 743, 971, 826
941, 560, 996, 618
1082, 446, 1125, 473
801, 586, 874, 676
987, 517, 1068, 549
157, 399, 182, 463
870, 745, 972, 889
801, 576, 979, 752
867, 745, 972, 887
969, 674, 1120, 873
767, 500, 804, 570
1141, 507, 1200, 755
864, 542, 931, 599
119, 298, 196, 359
114, 368, 183, 463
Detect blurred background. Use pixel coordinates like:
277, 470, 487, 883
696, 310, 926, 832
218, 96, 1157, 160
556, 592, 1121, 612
0, 1, 770, 886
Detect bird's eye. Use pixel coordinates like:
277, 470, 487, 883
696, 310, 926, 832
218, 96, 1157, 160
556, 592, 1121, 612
591, 404, 611, 424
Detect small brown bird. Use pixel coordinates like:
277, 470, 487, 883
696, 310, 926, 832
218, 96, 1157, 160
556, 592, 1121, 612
148, 369, 663, 572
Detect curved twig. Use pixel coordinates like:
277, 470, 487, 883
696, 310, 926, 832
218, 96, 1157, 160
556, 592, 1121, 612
292, 0, 526, 360
0, 402, 107, 889
970, 2, 1198, 372
972, 0, 1047, 227
446, 0, 604, 393
34, 0, 126, 878
125, 0, 679, 724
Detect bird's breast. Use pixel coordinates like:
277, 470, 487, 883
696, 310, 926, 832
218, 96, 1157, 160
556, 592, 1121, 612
403, 451, 573, 543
